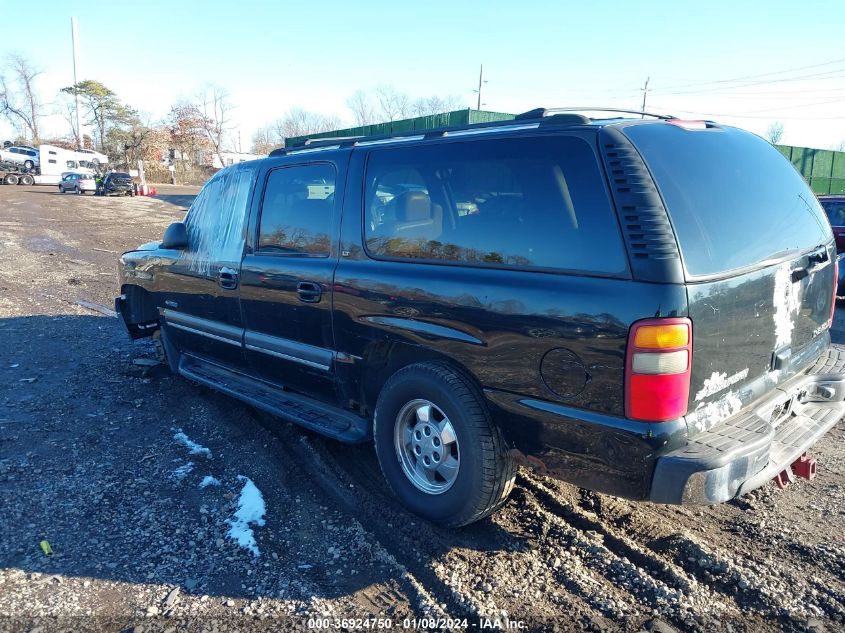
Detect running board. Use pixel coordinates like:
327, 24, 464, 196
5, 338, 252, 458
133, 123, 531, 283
178, 354, 370, 443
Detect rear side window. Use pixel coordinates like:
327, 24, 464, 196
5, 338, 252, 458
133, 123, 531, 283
363, 136, 627, 275
624, 124, 831, 277
257, 163, 336, 256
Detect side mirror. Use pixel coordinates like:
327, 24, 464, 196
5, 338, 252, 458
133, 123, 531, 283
161, 222, 188, 250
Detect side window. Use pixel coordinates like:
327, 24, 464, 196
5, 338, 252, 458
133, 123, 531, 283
184, 164, 255, 275
66, 161, 77, 169
257, 163, 336, 257
363, 136, 627, 274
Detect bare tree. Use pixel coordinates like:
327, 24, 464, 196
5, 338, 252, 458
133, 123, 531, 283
766, 121, 785, 145
0, 53, 43, 142
56, 94, 81, 147
168, 101, 213, 163
410, 94, 464, 117
347, 90, 376, 126
374, 85, 410, 122
194, 85, 233, 167
250, 125, 278, 154
273, 108, 342, 141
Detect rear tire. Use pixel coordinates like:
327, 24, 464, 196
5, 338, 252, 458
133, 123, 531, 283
20, 174, 34, 185
4, 174, 19, 185
373, 362, 515, 527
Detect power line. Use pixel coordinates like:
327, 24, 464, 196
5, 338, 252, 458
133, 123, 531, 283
653, 69, 845, 97
655, 56, 845, 91
650, 104, 845, 121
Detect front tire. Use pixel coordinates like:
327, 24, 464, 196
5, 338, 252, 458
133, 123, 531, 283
373, 362, 515, 527
23, 160, 34, 170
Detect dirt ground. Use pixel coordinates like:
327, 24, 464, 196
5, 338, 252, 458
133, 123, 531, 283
1, 183, 844, 632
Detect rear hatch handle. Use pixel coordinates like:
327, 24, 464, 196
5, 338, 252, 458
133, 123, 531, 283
792, 245, 829, 282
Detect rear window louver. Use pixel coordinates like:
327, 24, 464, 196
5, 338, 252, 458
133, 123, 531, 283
599, 127, 683, 284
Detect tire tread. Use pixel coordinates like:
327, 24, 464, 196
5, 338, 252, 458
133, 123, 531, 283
375, 361, 516, 527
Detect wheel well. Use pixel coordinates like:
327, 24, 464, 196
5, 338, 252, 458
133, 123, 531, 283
120, 285, 159, 324
357, 342, 481, 418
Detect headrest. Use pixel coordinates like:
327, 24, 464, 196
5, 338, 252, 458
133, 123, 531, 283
395, 190, 431, 222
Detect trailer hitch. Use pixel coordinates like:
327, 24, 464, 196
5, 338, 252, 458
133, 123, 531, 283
791, 453, 817, 481
773, 453, 817, 489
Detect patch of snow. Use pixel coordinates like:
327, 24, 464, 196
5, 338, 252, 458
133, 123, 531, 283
169, 462, 194, 480
199, 475, 221, 489
226, 476, 266, 557
172, 428, 212, 459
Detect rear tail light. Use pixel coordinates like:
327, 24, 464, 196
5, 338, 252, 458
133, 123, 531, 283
625, 318, 692, 422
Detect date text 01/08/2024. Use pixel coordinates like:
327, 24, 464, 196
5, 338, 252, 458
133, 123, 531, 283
306, 617, 527, 629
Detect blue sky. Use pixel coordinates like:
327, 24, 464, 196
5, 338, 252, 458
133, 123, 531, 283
1, 0, 843, 150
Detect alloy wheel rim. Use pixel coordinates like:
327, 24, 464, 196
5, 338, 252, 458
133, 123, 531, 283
394, 399, 460, 495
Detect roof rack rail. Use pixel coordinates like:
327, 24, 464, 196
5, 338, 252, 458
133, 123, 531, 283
515, 107, 676, 121
269, 107, 635, 158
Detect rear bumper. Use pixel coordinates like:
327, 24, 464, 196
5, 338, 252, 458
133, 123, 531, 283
650, 345, 845, 504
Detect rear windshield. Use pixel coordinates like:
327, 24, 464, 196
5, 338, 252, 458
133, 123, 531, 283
624, 124, 831, 277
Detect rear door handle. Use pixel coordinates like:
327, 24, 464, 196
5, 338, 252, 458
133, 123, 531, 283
297, 281, 322, 303
218, 267, 239, 290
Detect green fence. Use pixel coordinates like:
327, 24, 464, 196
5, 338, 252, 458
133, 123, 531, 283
285, 109, 515, 148
287, 112, 845, 196
776, 144, 845, 195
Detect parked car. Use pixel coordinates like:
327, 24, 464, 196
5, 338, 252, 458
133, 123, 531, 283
116, 110, 845, 527
97, 171, 134, 196
58, 172, 96, 194
819, 195, 845, 251
0, 145, 39, 170
818, 195, 845, 298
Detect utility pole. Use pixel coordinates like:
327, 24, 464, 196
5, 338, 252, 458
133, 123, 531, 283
640, 76, 650, 118
71, 17, 82, 148
475, 64, 486, 111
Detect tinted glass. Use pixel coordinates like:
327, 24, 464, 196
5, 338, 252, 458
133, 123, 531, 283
257, 163, 336, 256
821, 199, 845, 227
624, 124, 831, 277
363, 136, 626, 274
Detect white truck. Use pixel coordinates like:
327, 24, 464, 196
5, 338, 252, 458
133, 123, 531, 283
0, 144, 109, 185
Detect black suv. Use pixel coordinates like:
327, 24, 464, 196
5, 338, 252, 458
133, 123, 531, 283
98, 171, 135, 196
116, 109, 845, 527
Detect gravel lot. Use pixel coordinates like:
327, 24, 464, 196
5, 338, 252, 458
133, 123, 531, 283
1, 184, 845, 632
